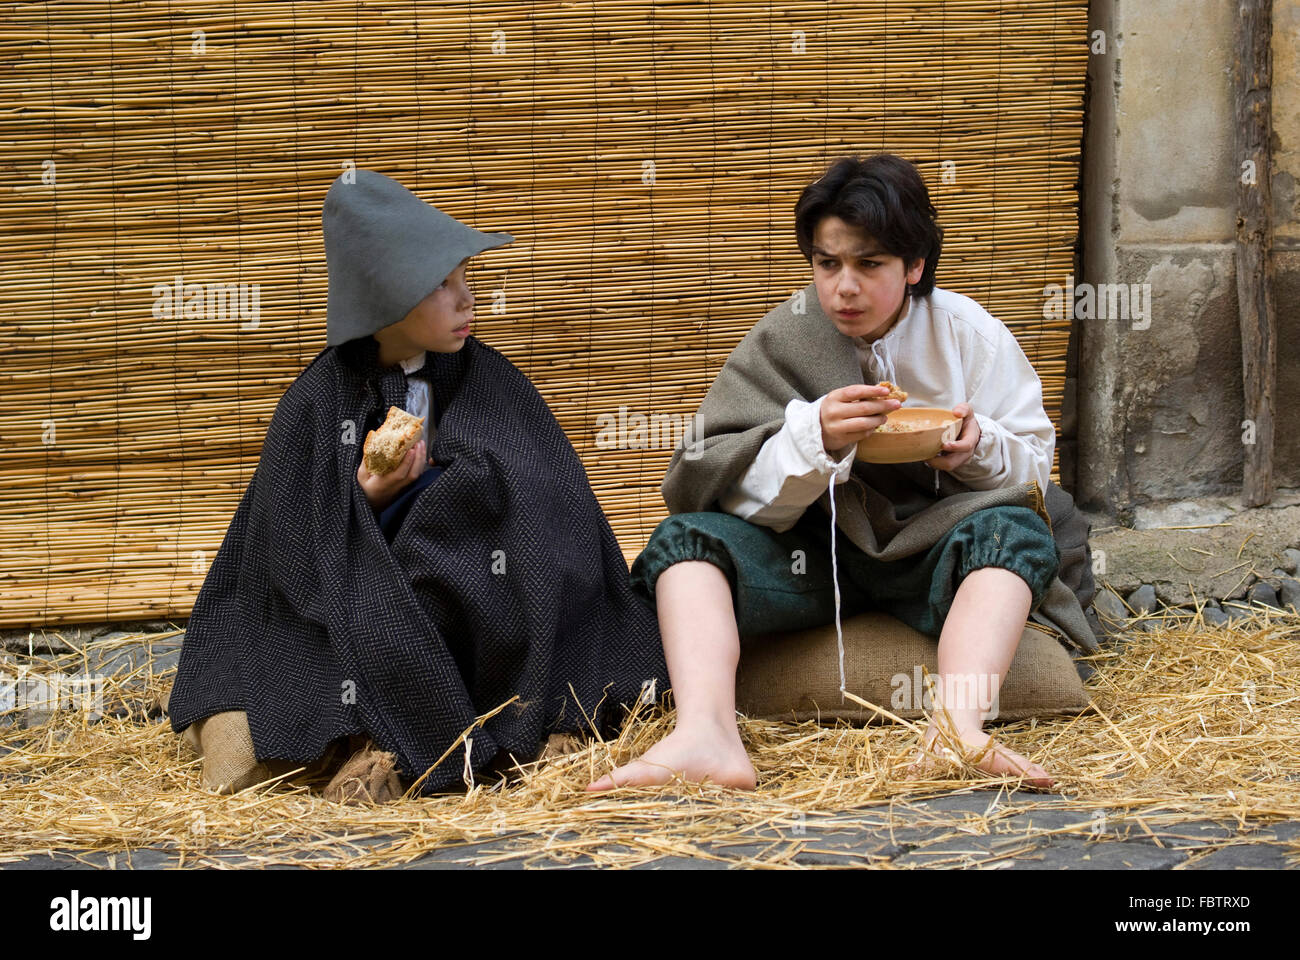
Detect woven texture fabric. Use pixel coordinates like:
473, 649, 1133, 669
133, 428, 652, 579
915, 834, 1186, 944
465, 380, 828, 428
167, 334, 668, 793
735, 613, 1089, 724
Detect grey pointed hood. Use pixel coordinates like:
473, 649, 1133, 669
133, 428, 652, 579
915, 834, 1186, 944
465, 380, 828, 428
322, 170, 514, 347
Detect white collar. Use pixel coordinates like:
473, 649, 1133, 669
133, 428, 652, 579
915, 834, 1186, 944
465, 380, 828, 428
398, 351, 427, 374
851, 294, 915, 350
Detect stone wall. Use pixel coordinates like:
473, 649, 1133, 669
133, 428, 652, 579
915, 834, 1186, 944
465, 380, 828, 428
1077, 0, 1298, 517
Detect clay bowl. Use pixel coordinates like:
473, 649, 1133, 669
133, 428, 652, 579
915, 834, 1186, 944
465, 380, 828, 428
855, 406, 963, 464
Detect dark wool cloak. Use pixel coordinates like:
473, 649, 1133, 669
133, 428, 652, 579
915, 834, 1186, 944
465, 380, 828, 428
167, 332, 669, 792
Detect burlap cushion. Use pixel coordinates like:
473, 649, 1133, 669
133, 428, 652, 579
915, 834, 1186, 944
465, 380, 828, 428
735, 612, 1089, 724
181, 709, 274, 793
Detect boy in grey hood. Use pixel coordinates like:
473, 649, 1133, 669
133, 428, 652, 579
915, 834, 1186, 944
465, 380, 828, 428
167, 170, 668, 800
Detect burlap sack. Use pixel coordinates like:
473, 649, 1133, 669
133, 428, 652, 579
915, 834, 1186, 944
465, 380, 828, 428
322, 739, 404, 805
180, 710, 275, 793
178, 709, 354, 794
735, 612, 1089, 724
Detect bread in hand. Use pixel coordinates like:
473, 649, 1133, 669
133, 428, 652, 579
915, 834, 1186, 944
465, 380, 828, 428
362, 406, 425, 476
877, 380, 908, 402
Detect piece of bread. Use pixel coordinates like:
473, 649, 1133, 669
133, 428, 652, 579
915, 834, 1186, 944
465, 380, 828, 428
363, 406, 425, 475
877, 380, 908, 402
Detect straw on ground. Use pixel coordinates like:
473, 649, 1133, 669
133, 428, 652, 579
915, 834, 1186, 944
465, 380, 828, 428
1, 607, 1297, 869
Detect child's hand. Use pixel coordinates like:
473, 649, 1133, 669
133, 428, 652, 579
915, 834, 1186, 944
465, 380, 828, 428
820, 383, 902, 453
925, 403, 981, 471
356, 440, 431, 513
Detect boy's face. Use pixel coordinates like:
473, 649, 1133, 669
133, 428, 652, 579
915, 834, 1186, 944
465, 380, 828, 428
811, 216, 924, 341
374, 258, 476, 363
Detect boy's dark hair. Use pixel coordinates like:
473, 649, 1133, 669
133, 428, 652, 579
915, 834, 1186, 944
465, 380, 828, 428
794, 154, 943, 297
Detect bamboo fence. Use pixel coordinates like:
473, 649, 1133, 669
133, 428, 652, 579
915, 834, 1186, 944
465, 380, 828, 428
0, 0, 1088, 626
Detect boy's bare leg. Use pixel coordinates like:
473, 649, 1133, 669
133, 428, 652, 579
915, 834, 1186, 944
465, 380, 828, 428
586, 561, 757, 791
906, 566, 1054, 788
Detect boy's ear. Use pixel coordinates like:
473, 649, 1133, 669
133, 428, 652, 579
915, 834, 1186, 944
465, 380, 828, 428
905, 257, 925, 286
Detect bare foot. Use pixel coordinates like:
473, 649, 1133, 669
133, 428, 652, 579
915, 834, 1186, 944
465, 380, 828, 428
904, 725, 1055, 789
586, 722, 756, 791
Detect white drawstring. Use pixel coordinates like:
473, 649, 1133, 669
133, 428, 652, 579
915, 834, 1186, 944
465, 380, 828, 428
830, 469, 846, 698
870, 338, 898, 390
870, 334, 940, 497
832, 339, 893, 700
834, 319, 927, 695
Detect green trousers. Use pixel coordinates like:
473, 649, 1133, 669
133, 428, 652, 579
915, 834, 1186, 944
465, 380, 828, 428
629, 505, 1060, 639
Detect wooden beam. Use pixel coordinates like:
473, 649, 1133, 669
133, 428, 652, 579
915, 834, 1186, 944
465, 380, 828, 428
1234, 0, 1276, 507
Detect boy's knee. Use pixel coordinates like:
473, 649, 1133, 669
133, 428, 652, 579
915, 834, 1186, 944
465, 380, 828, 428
630, 512, 744, 600
951, 506, 1060, 605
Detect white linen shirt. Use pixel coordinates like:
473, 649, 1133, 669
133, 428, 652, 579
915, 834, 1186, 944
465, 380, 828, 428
399, 351, 435, 453
717, 287, 1055, 532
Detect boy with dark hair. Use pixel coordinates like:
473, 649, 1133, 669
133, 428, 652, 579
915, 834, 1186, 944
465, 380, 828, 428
589, 154, 1096, 793
168, 170, 668, 801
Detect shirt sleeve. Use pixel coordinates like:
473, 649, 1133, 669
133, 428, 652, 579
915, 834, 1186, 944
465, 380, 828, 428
949, 324, 1055, 493
717, 395, 857, 532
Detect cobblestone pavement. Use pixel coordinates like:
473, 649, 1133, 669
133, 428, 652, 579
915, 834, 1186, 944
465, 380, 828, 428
3, 800, 1297, 870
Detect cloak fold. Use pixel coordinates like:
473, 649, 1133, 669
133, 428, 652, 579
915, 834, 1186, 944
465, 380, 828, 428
169, 334, 669, 791
661, 284, 1099, 654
